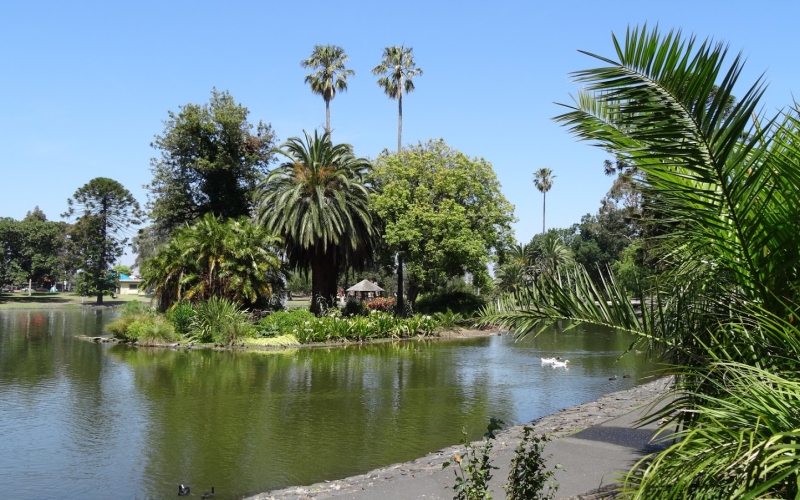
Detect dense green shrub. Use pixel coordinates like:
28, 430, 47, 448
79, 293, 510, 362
126, 317, 178, 344
505, 427, 559, 500
106, 301, 158, 339
341, 297, 368, 317
415, 290, 487, 316
167, 302, 195, 335
191, 297, 255, 344
108, 315, 177, 343
435, 309, 467, 329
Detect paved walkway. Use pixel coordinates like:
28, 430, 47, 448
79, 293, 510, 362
249, 377, 672, 500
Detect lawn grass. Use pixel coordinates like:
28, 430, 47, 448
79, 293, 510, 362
0, 292, 152, 309
286, 297, 311, 310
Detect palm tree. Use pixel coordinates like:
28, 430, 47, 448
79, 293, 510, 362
139, 215, 282, 311
493, 262, 527, 295
373, 46, 423, 315
372, 46, 423, 153
254, 131, 378, 314
482, 25, 800, 498
532, 168, 555, 234
537, 234, 573, 275
300, 45, 354, 134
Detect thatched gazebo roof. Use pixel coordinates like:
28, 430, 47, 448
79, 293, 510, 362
346, 279, 384, 293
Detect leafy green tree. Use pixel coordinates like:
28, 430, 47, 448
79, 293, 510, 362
0, 218, 24, 289
147, 89, 276, 233
254, 131, 378, 314
0, 209, 68, 293
140, 214, 283, 311
301, 45, 354, 134
532, 168, 555, 234
484, 26, 800, 498
372, 45, 423, 153
63, 177, 144, 305
372, 139, 515, 307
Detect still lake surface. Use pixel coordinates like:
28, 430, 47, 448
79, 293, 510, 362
0, 308, 659, 499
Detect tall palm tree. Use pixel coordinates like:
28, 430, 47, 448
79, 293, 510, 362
372, 46, 423, 153
373, 46, 422, 315
254, 131, 378, 314
532, 168, 555, 234
300, 45, 354, 134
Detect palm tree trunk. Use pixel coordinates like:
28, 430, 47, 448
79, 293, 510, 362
310, 247, 338, 315
397, 93, 403, 153
394, 94, 405, 311
542, 192, 546, 234
325, 99, 331, 135
396, 253, 405, 317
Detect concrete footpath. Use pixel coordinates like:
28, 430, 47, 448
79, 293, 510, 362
249, 377, 673, 500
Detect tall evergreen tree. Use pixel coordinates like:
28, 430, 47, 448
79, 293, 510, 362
63, 178, 143, 305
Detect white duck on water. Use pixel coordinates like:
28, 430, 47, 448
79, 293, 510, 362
552, 360, 570, 368
540, 357, 562, 365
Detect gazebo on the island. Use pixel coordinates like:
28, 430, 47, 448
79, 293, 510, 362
346, 279, 385, 301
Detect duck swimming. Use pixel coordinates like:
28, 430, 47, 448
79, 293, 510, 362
178, 484, 190, 496
540, 357, 562, 364
552, 360, 570, 368
202, 487, 215, 498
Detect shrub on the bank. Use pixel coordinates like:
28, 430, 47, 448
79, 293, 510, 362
109, 315, 177, 343
341, 297, 368, 317
256, 309, 316, 337
255, 309, 440, 343
191, 297, 254, 344
367, 296, 395, 313
416, 290, 486, 316
106, 301, 159, 340
505, 427, 559, 500
126, 317, 178, 344
444, 420, 560, 500
435, 309, 467, 329
167, 302, 195, 335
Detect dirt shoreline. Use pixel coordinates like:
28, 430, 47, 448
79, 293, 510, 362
246, 376, 672, 500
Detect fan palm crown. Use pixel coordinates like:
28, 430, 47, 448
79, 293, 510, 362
301, 45, 354, 134
372, 46, 423, 152
532, 168, 555, 234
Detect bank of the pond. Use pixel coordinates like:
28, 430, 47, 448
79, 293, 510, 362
248, 377, 673, 500
75, 326, 502, 351
0, 293, 149, 309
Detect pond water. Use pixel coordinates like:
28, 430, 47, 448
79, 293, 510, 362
0, 308, 659, 499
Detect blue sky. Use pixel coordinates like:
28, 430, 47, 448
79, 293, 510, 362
2, 1, 798, 266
